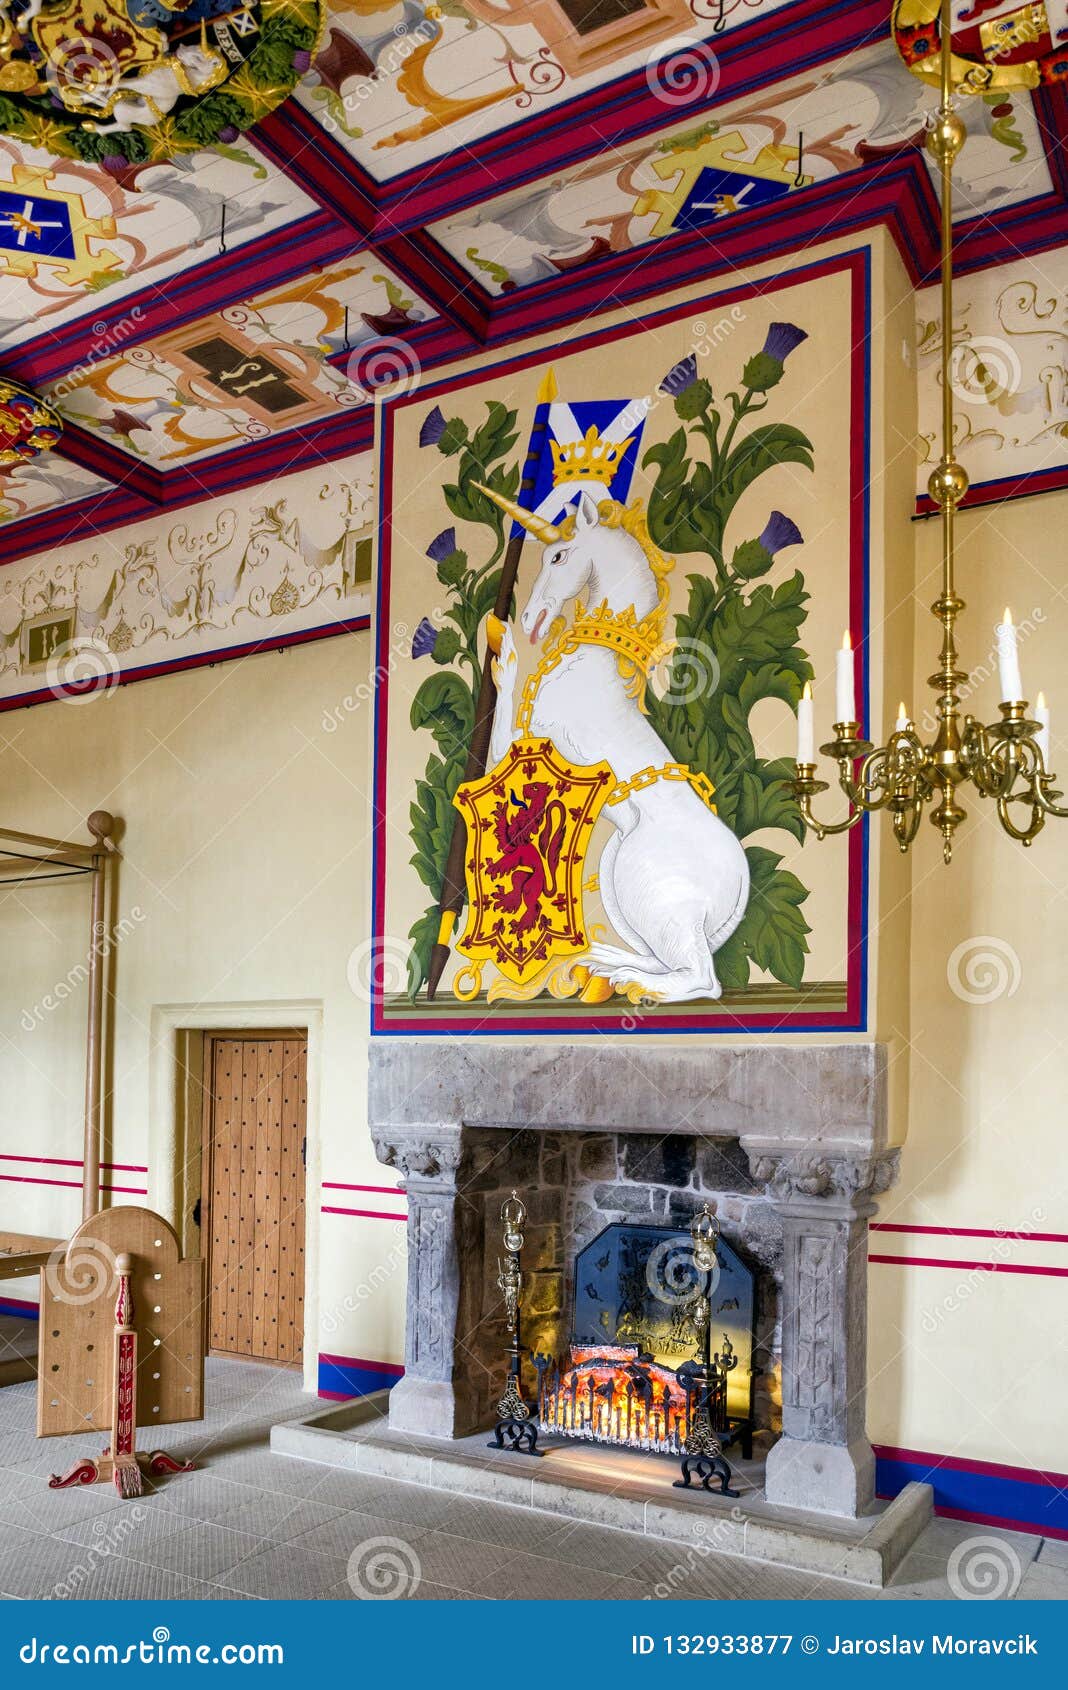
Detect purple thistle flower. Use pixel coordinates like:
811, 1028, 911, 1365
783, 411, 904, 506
761, 323, 808, 363
293, 50, 312, 73
419, 406, 446, 448
660, 353, 697, 397
425, 528, 457, 564
411, 618, 439, 660
760, 511, 803, 555
218, 125, 239, 144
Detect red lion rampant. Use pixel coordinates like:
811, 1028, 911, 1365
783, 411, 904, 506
487, 780, 567, 939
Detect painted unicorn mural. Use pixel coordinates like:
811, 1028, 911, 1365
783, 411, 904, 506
480, 485, 750, 1002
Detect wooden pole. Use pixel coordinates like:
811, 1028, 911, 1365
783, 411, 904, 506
82, 812, 115, 1223
425, 370, 557, 1000
0, 827, 94, 857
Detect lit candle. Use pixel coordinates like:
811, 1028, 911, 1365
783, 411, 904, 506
836, 631, 855, 725
996, 607, 1023, 704
797, 680, 814, 764
1036, 691, 1051, 766
895, 702, 909, 734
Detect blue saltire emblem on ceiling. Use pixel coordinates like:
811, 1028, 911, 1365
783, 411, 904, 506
0, 192, 76, 260
675, 167, 794, 232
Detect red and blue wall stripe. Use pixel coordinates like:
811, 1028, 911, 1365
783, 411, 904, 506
875, 1447, 1068, 1541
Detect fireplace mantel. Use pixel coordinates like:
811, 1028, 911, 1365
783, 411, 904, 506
369, 1039, 899, 1520
370, 1039, 891, 1160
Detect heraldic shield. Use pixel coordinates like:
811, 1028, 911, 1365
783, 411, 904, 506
453, 737, 613, 985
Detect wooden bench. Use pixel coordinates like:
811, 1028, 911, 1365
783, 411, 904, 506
0, 1232, 61, 1385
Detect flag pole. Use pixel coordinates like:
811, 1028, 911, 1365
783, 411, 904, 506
425, 367, 557, 1001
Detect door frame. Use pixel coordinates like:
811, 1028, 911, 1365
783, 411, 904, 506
199, 1029, 308, 1369
149, 1000, 323, 1393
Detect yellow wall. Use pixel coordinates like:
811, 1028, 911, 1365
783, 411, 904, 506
0, 631, 405, 1390
869, 490, 1068, 1470
1, 241, 1065, 1482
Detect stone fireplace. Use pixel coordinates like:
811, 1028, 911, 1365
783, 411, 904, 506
370, 1041, 898, 1521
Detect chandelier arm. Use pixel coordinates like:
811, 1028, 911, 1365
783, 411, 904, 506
995, 794, 1046, 845
1035, 779, 1068, 818
793, 770, 865, 840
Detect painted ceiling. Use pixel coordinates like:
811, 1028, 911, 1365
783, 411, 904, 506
1, 0, 1067, 562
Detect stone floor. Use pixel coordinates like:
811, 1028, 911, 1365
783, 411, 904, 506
0, 1319, 1064, 1602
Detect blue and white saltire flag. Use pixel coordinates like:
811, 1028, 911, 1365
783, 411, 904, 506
510, 395, 650, 541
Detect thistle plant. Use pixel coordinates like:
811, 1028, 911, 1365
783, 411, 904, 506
643, 325, 815, 991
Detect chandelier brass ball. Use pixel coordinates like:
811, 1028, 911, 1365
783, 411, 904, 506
928, 461, 969, 507
927, 109, 967, 165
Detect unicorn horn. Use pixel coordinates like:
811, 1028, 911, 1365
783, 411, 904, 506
473, 482, 562, 545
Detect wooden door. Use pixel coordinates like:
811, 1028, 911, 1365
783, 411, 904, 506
200, 1033, 307, 1366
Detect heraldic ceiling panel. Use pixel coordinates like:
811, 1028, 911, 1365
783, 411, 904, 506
1, 0, 1067, 558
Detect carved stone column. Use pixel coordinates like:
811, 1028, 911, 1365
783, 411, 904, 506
372, 1125, 477, 1438
746, 1148, 899, 1519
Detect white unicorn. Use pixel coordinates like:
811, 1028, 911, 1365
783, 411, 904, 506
479, 486, 750, 1002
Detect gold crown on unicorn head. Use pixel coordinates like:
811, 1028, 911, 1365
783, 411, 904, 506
550, 424, 634, 486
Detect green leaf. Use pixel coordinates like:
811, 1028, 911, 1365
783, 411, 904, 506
470, 401, 520, 467
407, 905, 442, 999
472, 569, 504, 624
713, 928, 751, 991
643, 431, 718, 559
410, 672, 474, 759
717, 424, 814, 525
732, 846, 811, 990
732, 761, 805, 843
711, 573, 811, 690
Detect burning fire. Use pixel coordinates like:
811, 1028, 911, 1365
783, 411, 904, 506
538, 1343, 724, 1456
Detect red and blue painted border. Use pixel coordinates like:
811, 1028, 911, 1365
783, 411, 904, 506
876, 1445, 1068, 1541
318, 1352, 404, 1402
0, 1294, 38, 1320
372, 245, 871, 1037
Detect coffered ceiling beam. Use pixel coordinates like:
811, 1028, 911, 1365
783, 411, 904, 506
8, 212, 357, 393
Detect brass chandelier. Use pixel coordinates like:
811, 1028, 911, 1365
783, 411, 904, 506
793, 0, 1066, 864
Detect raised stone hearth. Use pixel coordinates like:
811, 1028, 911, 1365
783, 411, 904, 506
369, 1042, 902, 1522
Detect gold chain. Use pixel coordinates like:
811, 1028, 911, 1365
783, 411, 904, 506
513, 621, 716, 814
607, 763, 717, 813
